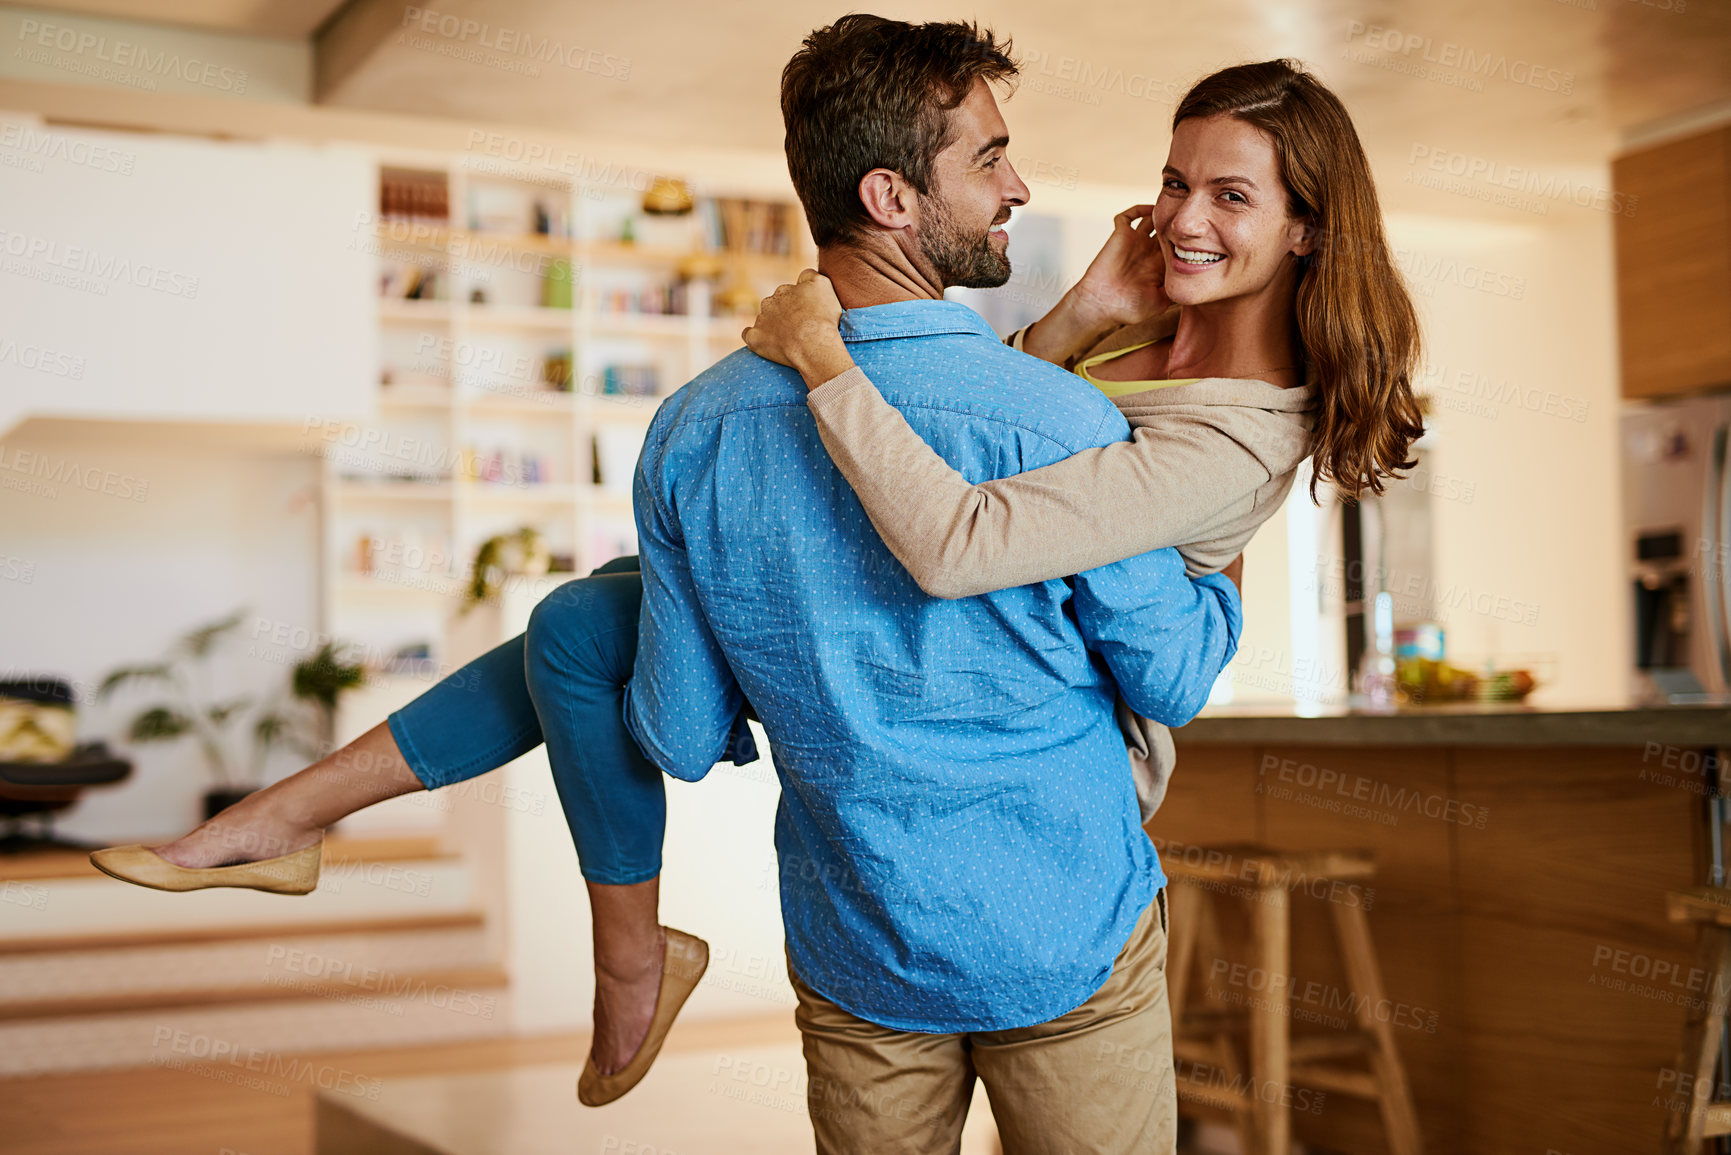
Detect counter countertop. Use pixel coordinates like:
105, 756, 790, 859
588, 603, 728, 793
1172, 702, 1731, 746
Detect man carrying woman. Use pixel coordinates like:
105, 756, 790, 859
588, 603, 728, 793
95, 14, 1422, 1153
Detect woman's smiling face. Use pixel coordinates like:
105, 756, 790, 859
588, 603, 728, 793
1153, 114, 1314, 307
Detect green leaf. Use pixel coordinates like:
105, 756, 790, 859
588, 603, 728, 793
129, 706, 194, 742
254, 712, 290, 746
206, 696, 254, 727
291, 643, 367, 711
97, 664, 175, 700
177, 609, 248, 659
255, 712, 317, 759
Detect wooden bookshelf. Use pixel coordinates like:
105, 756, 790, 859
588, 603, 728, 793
322, 156, 811, 670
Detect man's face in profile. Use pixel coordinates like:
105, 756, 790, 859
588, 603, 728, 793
915, 78, 1030, 289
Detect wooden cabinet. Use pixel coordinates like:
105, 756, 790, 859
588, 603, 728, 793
1160, 732, 1704, 1155
1614, 125, 1731, 399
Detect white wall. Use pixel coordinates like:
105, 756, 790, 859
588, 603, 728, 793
0, 423, 321, 840
1390, 210, 1627, 706
0, 117, 375, 435
0, 115, 383, 840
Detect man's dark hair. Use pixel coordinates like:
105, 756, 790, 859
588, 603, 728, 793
781, 15, 1018, 248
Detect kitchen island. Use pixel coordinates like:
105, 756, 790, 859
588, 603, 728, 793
1159, 704, 1731, 1155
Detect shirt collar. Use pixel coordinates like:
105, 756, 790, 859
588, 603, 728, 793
837, 299, 1000, 344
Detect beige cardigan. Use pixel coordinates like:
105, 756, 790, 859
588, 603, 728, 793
804, 311, 1317, 818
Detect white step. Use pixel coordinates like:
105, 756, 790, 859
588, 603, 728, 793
0, 840, 511, 1077
1, 983, 514, 1077
0, 914, 493, 1013
0, 852, 474, 944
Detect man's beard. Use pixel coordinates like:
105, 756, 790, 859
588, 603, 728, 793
918, 192, 1012, 290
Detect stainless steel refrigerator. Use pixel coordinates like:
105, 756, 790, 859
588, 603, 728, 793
1622, 393, 1731, 702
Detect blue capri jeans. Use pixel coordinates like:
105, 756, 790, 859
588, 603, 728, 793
385, 555, 756, 885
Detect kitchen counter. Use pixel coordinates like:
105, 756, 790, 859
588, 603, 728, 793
1157, 704, 1711, 1155
1175, 701, 1731, 747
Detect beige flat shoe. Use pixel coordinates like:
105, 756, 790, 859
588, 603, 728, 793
577, 926, 710, 1107
89, 839, 323, 895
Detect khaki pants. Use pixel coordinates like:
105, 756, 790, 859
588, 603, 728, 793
789, 891, 1175, 1155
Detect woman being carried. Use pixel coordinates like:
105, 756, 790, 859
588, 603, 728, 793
90, 58, 1422, 1104
746, 58, 1422, 816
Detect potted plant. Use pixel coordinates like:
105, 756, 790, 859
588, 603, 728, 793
465, 526, 550, 610
99, 612, 367, 819
287, 640, 368, 795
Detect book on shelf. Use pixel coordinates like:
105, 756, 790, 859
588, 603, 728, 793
700, 197, 798, 257
587, 527, 638, 567
532, 199, 571, 239
466, 181, 573, 239
353, 530, 454, 578
460, 446, 551, 487
695, 199, 796, 258
542, 258, 575, 309
381, 169, 449, 224
542, 351, 574, 391
381, 263, 439, 301
381, 646, 442, 677
601, 364, 659, 397
338, 469, 449, 485
598, 282, 688, 316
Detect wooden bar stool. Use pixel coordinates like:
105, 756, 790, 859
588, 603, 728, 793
1163, 845, 1423, 1155
1662, 887, 1731, 1153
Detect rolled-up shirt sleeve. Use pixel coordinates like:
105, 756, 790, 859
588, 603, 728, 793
1069, 548, 1242, 727
623, 430, 746, 783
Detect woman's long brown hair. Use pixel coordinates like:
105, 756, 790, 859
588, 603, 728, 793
1174, 60, 1425, 501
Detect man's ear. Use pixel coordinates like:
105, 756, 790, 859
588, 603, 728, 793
858, 168, 916, 231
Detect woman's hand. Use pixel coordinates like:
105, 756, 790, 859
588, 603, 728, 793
1070, 204, 1170, 327
742, 270, 856, 391
1022, 205, 1170, 368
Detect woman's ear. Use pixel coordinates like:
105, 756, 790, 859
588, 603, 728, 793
858, 168, 915, 231
1288, 217, 1318, 258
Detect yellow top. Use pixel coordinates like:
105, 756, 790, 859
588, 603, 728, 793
1076, 340, 1200, 399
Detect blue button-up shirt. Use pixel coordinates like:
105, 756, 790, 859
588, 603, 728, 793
626, 299, 1240, 1033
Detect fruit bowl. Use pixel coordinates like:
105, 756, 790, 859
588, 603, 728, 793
1395, 655, 1553, 706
